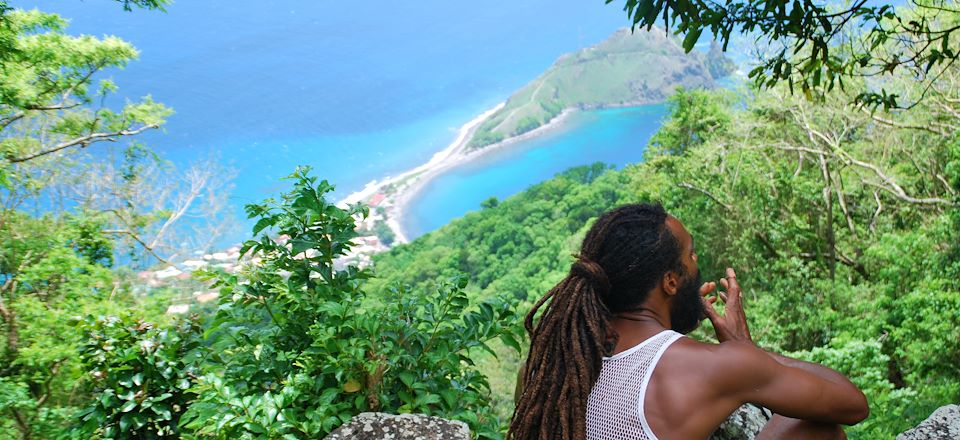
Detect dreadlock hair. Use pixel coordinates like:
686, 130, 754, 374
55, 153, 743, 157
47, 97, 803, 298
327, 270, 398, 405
507, 203, 684, 440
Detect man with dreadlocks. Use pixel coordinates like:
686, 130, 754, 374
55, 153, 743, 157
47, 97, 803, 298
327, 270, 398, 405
509, 203, 868, 440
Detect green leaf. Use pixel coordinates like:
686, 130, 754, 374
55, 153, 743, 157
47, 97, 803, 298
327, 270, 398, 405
119, 413, 132, 431
398, 371, 416, 388
120, 400, 138, 413
290, 238, 316, 255
252, 217, 274, 236
500, 332, 522, 353
682, 26, 703, 52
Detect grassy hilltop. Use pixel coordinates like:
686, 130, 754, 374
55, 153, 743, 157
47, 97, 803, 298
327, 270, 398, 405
467, 28, 730, 149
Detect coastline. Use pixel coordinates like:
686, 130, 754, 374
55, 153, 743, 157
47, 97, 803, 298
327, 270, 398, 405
340, 92, 683, 255
337, 102, 578, 249
338, 102, 505, 245
392, 108, 577, 230
339, 104, 579, 247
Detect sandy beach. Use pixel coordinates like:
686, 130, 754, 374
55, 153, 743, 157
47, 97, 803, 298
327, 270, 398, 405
339, 103, 579, 246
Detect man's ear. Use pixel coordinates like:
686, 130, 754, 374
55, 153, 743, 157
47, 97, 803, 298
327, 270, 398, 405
662, 271, 680, 297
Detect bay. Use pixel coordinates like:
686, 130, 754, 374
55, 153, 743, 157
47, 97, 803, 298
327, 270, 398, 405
404, 105, 668, 238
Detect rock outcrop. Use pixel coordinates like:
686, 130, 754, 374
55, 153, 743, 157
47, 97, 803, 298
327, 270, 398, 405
324, 412, 470, 440
326, 404, 960, 439
897, 405, 960, 440
710, 404, 772, 440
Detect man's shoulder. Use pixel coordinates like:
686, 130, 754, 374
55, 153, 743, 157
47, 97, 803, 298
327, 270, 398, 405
667, 338, 774, 378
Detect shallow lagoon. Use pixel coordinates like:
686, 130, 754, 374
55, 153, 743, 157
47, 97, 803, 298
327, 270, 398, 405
404, 105, 667, 238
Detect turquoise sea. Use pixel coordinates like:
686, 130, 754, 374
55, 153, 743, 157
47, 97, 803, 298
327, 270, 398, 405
15, 0, 672, 243
404, 105, 667, 237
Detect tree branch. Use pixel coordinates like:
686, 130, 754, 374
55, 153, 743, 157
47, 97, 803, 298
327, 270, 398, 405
0, 112, 25, 130
147, 168, 208, 250
6, 124, 159, 163
102, 228, 170, 265
678, 182, 732, 210
860, 107, 948, 136
34, 359, 65, 407
10, 407, 31, 439
870, 191, 883, 233
765, 143, 958, 206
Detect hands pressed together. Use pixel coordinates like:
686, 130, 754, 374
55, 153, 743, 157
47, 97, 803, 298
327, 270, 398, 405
700, 267, 753, 344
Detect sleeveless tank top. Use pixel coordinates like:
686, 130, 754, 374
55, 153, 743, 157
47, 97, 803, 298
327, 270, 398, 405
585, 330, 684, 440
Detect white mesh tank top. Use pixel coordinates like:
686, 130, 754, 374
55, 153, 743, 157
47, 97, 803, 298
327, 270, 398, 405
586, 329, 684, 440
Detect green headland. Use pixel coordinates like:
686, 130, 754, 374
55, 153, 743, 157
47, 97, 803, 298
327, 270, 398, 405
467, 28, 733, 149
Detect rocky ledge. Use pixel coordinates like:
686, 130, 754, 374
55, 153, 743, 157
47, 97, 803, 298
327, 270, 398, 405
326, 404, 960, 439
897, 405, 960, 440
324, 412, 469, 440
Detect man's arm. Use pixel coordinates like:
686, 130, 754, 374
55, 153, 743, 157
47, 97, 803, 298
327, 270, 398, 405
711, 341, 869, 425
701, 268, 869, 425
767, 351, 859, 389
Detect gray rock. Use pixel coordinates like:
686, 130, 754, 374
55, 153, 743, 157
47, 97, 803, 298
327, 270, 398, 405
897, 405, 960, 440
709, 404, 772, 440
324, 412, 470, 440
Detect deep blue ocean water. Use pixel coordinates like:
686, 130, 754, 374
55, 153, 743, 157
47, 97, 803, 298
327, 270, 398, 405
15, 0, 671, 243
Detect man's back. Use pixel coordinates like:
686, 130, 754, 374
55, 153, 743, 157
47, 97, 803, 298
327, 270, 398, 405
586, 330, 683, 440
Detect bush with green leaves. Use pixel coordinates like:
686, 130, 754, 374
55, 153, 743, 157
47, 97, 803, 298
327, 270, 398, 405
180, 167, 521, 439
74, 314, 203, 439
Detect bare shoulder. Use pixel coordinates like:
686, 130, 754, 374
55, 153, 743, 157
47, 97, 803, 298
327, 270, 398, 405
666, 338, 777, 391
668, 337, 769, 365
646, 338, 774, 438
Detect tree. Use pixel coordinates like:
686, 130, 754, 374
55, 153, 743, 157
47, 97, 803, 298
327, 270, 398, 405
0, 10, 170, 166
0, 6, 232, 438
0, 211, 136, 440
647, 87, 733, 157
0, 8, 171, 226
75, 313, 203, 439
1, 8, 237, 266
73, 151, 239, 265
610, 0, 960, 109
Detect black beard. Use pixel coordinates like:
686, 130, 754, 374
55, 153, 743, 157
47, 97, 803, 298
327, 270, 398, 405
670, 269, 705, 334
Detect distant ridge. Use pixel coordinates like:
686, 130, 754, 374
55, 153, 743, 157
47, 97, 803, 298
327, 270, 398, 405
467, 27, 730, 149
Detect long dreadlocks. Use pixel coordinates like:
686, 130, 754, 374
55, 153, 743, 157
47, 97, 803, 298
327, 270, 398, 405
508, 203, 683, 440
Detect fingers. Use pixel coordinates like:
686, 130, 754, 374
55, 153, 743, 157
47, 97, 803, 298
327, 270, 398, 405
700, 294, 720, 320
726, 267, 740, 293
725, 267, 742, 304
699, 281, 716, 297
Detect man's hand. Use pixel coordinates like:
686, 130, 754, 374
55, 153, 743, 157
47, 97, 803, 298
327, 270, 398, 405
701, 268, 753, 343
698, 268, 869, 426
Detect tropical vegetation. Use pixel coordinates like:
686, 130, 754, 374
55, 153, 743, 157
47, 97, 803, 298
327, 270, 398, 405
1, 0, 959, 439
373, 83, 960, 438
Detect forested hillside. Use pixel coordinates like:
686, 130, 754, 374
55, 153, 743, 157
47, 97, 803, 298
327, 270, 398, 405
372, 84, 960, 438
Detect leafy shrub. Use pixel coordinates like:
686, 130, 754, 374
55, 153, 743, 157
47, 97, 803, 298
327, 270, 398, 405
75, 314, 203, 439
180, 167, 520, 438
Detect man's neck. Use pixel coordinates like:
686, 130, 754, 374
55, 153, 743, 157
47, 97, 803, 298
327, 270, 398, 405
610, 308, 672, 355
